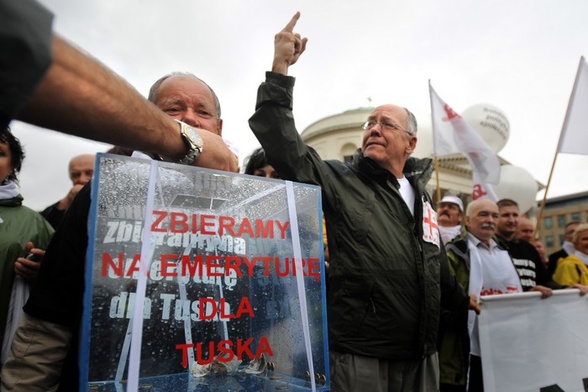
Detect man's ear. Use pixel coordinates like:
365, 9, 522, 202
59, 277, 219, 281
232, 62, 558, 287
216, 118, 223, 136
406, 135, 417, 154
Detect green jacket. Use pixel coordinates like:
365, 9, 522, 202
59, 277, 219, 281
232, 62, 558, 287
0, 195, 54, 343
249, 72, 467, 359
439, 231, 472, 386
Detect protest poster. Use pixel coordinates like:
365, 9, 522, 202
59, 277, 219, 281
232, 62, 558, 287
80, 154, 329, 391
478, 290, 588, 392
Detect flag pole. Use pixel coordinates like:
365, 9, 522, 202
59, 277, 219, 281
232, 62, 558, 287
534, 152, 558, 238
434, 156, 441, 202
534, 56, 585, 239
429, 80, 442, 202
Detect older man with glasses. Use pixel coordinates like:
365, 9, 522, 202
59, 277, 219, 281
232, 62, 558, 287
248, 13, 479, 392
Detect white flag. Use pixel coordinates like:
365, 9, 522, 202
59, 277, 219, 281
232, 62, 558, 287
472, 171, 499, 202
557, 56, 588, 155
429, 82, 501, 186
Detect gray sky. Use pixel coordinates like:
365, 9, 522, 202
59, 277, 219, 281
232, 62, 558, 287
12, 0, 588, 211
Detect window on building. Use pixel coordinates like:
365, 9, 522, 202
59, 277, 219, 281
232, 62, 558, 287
558, 215, 566, 228
544, 217, 553, 230
341, 143, 357, 164
546, 235, 554, 248
559, 234, 565, 247
572, 212, 581, 222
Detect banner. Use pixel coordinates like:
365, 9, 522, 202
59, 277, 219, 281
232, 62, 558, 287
558, 56, 588, 155
478, 290, 588, 392
80, 154, 330, 391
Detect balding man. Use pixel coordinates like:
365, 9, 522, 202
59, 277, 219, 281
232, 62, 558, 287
515, 216, 535, 243
40, 154, 94, 228
2, 72, 237, 391
249, 13, 477, 392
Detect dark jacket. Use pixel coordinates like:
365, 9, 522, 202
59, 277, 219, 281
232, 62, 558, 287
548, 248, 568, 278
439, 232, 472, 387
40, 201, 67, 229
249, 71, 467, 359
0, 0, 53, 127
497, 236, 560, 291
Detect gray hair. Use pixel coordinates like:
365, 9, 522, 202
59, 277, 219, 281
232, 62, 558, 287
404, 108, 417, 135
148, 72, 221, 118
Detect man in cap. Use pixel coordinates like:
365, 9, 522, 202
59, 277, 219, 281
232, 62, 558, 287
437, 195, 465, 245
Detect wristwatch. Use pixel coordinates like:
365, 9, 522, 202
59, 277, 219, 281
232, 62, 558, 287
175, 120, 203, 164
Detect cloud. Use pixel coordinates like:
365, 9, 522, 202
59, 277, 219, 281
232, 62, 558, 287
14, 0, 588, 210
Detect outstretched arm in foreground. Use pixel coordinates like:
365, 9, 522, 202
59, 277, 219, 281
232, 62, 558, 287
18, 36, 238, 172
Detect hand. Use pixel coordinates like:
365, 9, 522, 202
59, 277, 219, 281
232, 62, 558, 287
468, 293, 481, 315
571, 284, 588, 296
530, 285, 553, 299
191, 130, 239, 173
14, 242, 45, 281
57, 183, 85, 210
272, 12, 308, 75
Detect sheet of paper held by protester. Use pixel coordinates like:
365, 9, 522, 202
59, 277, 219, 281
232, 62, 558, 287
80, 154, 330, 392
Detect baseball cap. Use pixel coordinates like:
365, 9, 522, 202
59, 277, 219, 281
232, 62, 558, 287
438, 195, 464, 213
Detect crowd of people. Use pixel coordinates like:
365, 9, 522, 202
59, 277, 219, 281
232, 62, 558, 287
1, 1, 587, 391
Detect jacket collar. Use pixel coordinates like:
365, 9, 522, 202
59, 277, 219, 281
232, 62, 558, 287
353, 149, 434, 189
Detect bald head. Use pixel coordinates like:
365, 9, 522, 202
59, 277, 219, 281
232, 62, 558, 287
149, 73, 223, 136
361, 104, 418, 178
69, 154, 94, 186
516, 216, 534, 242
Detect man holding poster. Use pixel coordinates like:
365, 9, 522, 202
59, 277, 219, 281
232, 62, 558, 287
249, 13, 477, 392
1, 73, 238, 391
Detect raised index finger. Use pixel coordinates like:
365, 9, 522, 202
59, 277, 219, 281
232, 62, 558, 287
281, 12, 301, 33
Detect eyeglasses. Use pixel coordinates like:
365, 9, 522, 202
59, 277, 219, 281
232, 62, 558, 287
362, 120, 411, 135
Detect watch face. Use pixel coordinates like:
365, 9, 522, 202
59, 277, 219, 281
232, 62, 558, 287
176, 121, 203, 164
184, 126, 202, 147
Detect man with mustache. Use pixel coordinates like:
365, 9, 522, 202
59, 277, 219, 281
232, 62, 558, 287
437, 195, 465, 245
439, 198, 524, 392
